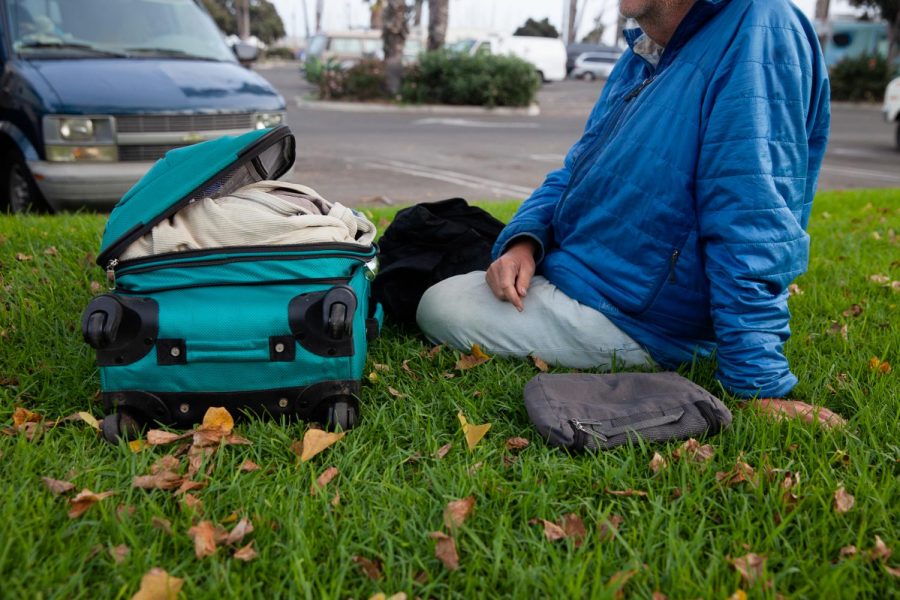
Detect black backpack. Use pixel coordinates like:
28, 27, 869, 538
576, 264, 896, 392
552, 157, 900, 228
373, 198, 505, 326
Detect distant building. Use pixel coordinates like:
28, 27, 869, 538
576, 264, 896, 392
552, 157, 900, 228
815, 18, 890, 66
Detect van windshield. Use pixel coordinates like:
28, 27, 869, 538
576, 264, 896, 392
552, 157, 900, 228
6, 0, 236, 62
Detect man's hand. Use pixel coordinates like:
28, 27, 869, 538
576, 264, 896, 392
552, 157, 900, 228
485, 238, 538, 312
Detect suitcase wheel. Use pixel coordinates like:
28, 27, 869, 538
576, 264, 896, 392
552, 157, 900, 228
100, 410, 142, 444
325, 399, 358, 431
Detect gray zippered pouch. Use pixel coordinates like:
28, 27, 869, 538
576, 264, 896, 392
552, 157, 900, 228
523, 372, 732, 451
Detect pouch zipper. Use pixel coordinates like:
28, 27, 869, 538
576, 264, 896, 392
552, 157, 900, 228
570, 419, 607, 450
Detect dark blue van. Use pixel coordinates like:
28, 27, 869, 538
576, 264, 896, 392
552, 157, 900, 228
0, 0, 286, 213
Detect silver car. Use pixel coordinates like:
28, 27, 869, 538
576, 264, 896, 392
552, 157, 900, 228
570, 51, 621, 81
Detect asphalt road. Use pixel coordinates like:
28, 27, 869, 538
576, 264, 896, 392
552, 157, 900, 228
256, 63, 900, 206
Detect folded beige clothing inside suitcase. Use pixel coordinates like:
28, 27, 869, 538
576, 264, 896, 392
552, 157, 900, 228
121, 182, 376, 260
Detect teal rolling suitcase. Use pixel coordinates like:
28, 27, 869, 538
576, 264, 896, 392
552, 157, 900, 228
81, 126, 381, 442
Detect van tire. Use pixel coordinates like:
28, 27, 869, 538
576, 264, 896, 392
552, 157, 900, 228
537, 70, 546, 83
1, 149, 49, 214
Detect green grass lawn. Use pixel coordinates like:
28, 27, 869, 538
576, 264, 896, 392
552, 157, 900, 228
1, 190, 898, 599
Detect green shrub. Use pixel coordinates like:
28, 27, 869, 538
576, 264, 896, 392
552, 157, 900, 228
263, 47, 297, 60
829, 53, 898, 102
315, 59, 389, 101
402, 50, 540, 107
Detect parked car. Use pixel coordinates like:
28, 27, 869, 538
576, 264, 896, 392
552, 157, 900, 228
0, 0, 286, 213
449, 35, 567, 82
565, 42, 614, 74
885, 76, 900, 150
305, 30, 423, 69
570, 51, 621, 81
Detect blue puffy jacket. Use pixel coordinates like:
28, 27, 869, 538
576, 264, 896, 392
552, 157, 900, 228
493, 0, 831, 398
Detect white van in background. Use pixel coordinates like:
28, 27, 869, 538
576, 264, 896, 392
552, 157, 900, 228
449, 34, 567, 82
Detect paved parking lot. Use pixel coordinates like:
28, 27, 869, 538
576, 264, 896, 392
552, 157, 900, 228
256, 64, 900, 206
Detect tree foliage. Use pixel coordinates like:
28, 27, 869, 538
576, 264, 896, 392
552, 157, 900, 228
849, 0, 898, 22
513, 18, 560, 39
200, 0, 286, 44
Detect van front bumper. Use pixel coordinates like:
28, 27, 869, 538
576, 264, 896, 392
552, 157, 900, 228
28, 160, 155, 211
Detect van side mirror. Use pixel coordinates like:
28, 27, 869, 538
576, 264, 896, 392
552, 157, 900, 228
233, 42, 259, 65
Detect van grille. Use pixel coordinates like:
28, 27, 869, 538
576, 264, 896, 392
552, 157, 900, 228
115, 113, 255, 133
118, 144, 184, 162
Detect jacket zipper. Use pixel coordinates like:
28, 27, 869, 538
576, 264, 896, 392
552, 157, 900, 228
556, 75, 656, 216
668, 249, 681, 283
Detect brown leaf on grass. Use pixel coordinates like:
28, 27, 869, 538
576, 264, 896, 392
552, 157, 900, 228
457, 412, 490, 450
224, 518, 254, 546
607, 569, 639, 599
331, 491, 341, 507
233, 541, 258, 562
869, 357, 892, 374
839, 545, 858, 559
598, 514, 624, 542
604, 488, 648, 497
455, 344, 491, 370
187, 521, 218, 558
187, 445, 216, 478
373, 363, 391, 372
560, 513, 587, 547
443, 496, 476, 529
401, 359, 420, 380
833, 486, 855, 513
109, 544, 130, 564
506, 437, 530, 452
15, 252, 32, 261
429, 531, 459, 570
297, 428, 346, 462
13, 407, 41, 428
192, 406, 235, 447
427, 345, 444, 359
90, 281, 102, 294
42, 477, 75, 496
751, 399, 846, 429
531, 518, 567, 542
68, 489, 115, 518
131, 568, 183, 600
869, 274, 890, 284
651, 593, 669, 600
60, 411, 101, 431
531, 355, 550, 372
133, 458, 184, 491
117, 505, 136, 521
239, 459, 261, 473
842, 304, 864, 318
780, 472, 801, 509
152, 517, 173, 535
715, 457, 758, 488
175, 480, 206, 495
730, 553, 766, 585
649, 452, 668, 474
387, 386, 408, 399
128, 440, 148, 453
885, 565, 900, 578
728, 591, 748, 600
352, 555, 384, 580
827, 321, 849, 340
43, 246, 59, 257
311, 467, 339, 495
672, 438, 715, 463
146, 430, 190, 445
435, 443, 452, 459
869, 536, 892, 562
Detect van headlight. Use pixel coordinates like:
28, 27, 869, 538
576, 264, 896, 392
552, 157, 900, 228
252, 112, 285, 130
44, 116, 116, 161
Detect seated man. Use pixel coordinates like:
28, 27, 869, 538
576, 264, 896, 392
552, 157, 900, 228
417, 0, 830, 401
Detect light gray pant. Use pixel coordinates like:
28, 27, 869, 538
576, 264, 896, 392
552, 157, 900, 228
416, 272, 652, 369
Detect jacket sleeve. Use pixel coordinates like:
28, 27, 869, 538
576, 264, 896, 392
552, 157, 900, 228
492, 96, 609, 263
695, 25, 825, 398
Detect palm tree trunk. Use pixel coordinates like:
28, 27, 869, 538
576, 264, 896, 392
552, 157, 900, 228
427, 0, 448, 51
383, 0, 408, 96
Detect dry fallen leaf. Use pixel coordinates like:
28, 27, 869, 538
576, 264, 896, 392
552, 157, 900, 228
604, 488, 648, 497
131, 568, 183, 600
110, 544, 130, 564
788, 283, 803, 296
427, 345, 444, 359
401, 359, 420, 380
193, 406, 236, 447
455, 344, 491, 370
842, 304, 864, 318
651, 593, 669, 600
297, 429, 346, 462
869, 274, 890, 284
42, 477, 75, 496
607, 569, 639, 599
869, 357, 892, 375
752, 399, 846, 429
827, 321, 849, 340
15, 252, 32, 262
146, 430, 190, 445
429, 531, 459, 570
435, 443, 453, 459
672, 438, 715, 463
728, 591, 748, 600
133, 456, 184, 491
839, 545, 858, 559
781, 472, 801, 510
730, 553, 766, 585
373, 363, 390, 372
129, 440, 149, 453
239, 459, 261, 473
68, 489, 115, 519
506, 437, 530, 452
599, 514, 624, 542
716, 457, 758, 488
443, 496, 476, 529
457, 411, 491, 451
649, 452, 668, 474
187, 521, 218, 558
869, 536, 892, 562
224, 518, 254, 546
61, 411, 101, 432
352, 555, 384, 580
331, 491, 341, 507
182, 493, 203, 513
387, 386, 408, 399
537, 518, 568, 542
152, 517, 173, 535
885, 565, 900, 578
12, 407, 41, 428
531, 355, 550, 372
233, 541, 258, 562
311, 467, 339, 495
833, 485, 855, 513
560, 513, 587, 547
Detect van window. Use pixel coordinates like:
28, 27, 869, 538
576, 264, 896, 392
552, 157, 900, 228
832, 32, 852, 48
307, 34, 327, 57
361, 38, 382, 56
6, 0, 235, 62
329, 37, 363, 56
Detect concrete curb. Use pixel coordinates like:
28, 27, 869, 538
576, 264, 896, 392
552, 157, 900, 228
295, 97, 541, 117
831, 101, 885, 112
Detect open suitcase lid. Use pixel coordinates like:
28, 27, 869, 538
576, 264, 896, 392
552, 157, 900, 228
97, 125, 296, 265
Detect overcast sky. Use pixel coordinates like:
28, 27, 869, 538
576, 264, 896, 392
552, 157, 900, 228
271, 0, 861, 44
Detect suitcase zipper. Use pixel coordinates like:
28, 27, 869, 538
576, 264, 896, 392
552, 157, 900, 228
115, 252, 368, 278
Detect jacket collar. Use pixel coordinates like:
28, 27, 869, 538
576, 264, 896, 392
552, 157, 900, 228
624, 0, 732, 66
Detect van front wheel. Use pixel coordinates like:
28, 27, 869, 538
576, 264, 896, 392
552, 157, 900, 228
1, 152, 48, 214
